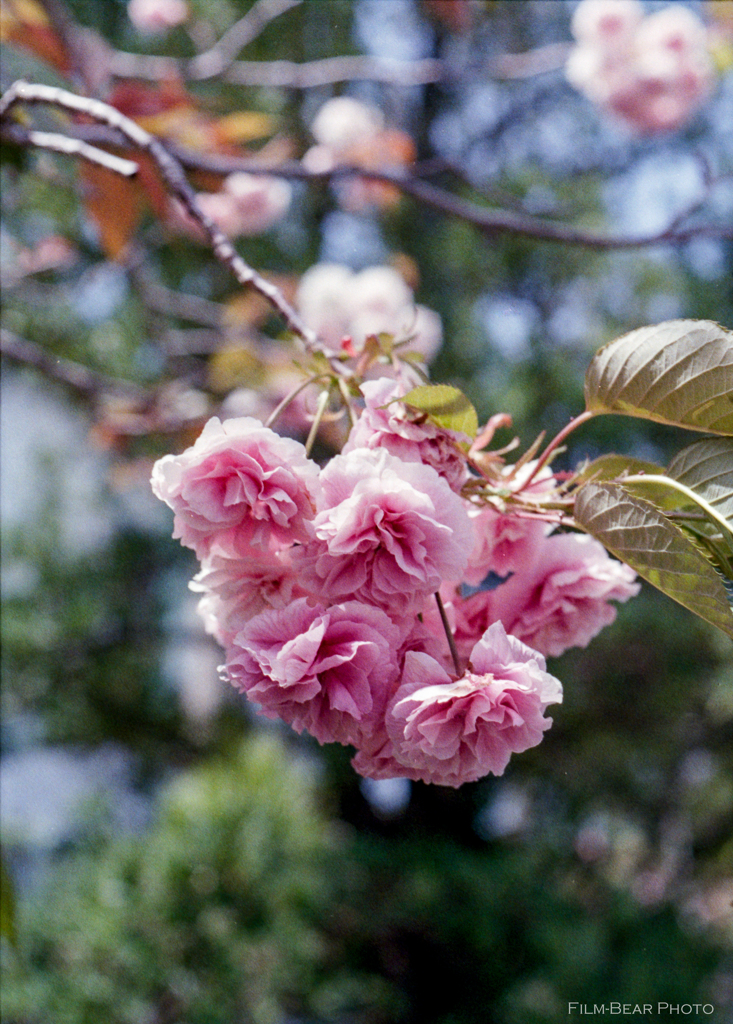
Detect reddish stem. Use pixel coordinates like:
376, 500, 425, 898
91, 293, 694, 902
521, 410, 595, 490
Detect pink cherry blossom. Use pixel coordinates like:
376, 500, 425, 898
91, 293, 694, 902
190, 547, 305, 646
483, 532, 640, 657
343, 378, 469, 491
463, 508, 548, 584
300, 448, 474, 614
223, 598, 401, 747
463, 460, 557, 585
127, 0, 188, 33
192, 175, 291, 238
385, 622, 563, 786
151, 416, 321, 558
351, 728, 425, 782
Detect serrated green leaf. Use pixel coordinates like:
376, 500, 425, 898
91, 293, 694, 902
667, 437, 733, 530
401, 384, 478, 439
574, 481, 733, 639
584, 320, 733, 434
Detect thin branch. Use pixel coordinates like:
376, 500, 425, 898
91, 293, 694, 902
223, 54, 444, 88
524, 410, 596, 489
435, 592, 461, 676
2, 122, 138, 176
493, 41, 572, 79
128, 265, 224, 327
0, 80, 319, 351
39, 123, 733, 249
108, 49, 443, 87
4, 101, 731, 254
0, 328, 146, 400
108, 39, 563, 87
189, 0, 301, 78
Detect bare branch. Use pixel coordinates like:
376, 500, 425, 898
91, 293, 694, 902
128, 265, 224, 327
4, 89, 730, 260
3, 122, 138, 176
0, 80, 319, 350
108, 49, 443, 87
188, 0, 302, 79
222, 54, 444, 88
492, 41, 572, 79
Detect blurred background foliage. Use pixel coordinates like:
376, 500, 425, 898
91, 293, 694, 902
1, 0, 732, 1021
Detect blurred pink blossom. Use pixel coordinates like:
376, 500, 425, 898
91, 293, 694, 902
150, 416, 321, 558
303, 97, 414, 209
296, 262, 442, 362
195, 173, 291, 237
383, 621, 563, 786
309, 96, 385, 154
566, 0, 714, 133
223, 598, 401, 746
127, 0, 188, 33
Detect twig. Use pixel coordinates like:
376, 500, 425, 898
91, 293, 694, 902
435, 592, 461, 676
304, 388, 330, 457
108, 49, 443, 87
523, 410, 595, 489
0, 80, 319, 350
2, 123, 138, 176
129, 266, 224, 327
493, 41, 572, 79
187, 0, 301, 79
30, 123, 732, 249
223, 54, 444, 88
4, 108, 731, 253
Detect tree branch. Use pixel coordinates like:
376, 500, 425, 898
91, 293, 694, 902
186, 0, 301, 79
7, 115, 730, 251
108, 50, 443, 87
2, 122, 138, 176
0, 80, 320, 351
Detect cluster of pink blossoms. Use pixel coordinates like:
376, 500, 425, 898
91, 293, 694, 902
151, 379, 639, 786
566, 0, 714, 134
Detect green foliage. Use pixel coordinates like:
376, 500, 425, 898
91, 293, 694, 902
0, 858, 16, 949
401, 384, 479, 439
573, 320, 733, 636
1, 729, 726, 1024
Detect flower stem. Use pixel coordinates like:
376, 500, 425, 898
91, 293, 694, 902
304, 388, 331, 457
265, 374, 322, 429
521, 409, 595, 489
435, 591, 461, 675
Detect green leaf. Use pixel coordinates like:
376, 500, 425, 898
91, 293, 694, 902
1, 856, 16, 947
401, 384, 478, 439
576, 454, 665, 483
584, 320, 733, 434
667, 437, 733, 531
574, 481, 733, 639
